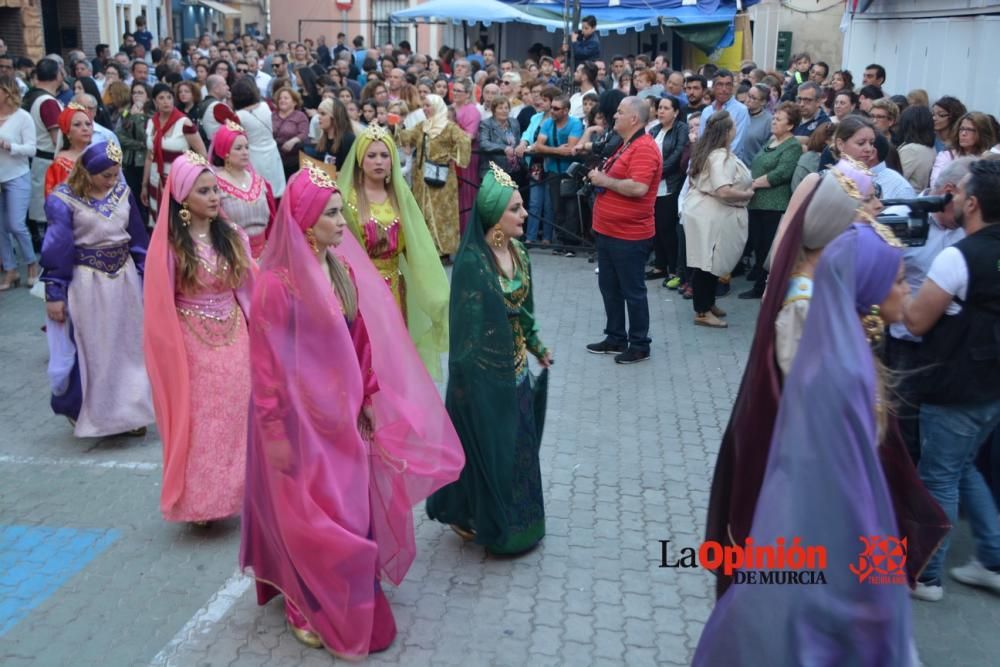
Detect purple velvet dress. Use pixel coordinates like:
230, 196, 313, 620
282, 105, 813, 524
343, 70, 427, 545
41, 181, 154, 436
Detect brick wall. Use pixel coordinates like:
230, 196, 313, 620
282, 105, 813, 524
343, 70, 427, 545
47, 0, 99, 56
0, 9, 27, 57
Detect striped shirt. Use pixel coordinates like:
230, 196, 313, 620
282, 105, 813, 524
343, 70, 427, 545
592, 133, 662, 241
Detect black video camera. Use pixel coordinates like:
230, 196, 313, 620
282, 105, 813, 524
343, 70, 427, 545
875, 194, 951, 247
565, 157, 603, 198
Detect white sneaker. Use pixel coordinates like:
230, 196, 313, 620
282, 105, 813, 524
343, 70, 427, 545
950, 559, 1000, 594
910, 580, 943, 602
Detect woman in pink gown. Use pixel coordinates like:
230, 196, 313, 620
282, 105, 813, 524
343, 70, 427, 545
239, 165, 464, 657
143, 151, 256, 525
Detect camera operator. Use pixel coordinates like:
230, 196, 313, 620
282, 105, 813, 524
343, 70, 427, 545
885, 157, 974, 464
585, 96, 662, 365
532, 94, 583, 253
903, 159, 1000, 600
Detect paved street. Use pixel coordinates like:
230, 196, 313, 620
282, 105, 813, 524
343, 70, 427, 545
1, 250, 998, 666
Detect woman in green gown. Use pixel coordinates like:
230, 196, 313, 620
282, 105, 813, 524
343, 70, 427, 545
427, 162, 553, 555
338, 124, 450, 379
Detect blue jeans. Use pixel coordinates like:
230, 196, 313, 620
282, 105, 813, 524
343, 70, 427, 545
918, 399, 1000, 583
526, 179, 553, 242
596, 232, 652, 352
0, 172, 37, 271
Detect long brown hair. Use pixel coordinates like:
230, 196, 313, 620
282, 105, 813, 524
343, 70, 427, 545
316, 98, 353, 156
324, 253, 358, 321
689, 110, 733, 180
167, 197, 251, 292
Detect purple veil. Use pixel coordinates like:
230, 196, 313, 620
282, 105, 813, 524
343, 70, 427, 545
693, 225, 915, 666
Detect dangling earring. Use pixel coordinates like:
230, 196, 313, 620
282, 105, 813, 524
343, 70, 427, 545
862, 305, 884, 346
179, 203, 192, 226
305, 228, 320, 253
385, 174, 391, 185
490, 226, 506, 249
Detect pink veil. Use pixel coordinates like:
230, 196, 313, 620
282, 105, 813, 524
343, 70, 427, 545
239, 168, 463, 657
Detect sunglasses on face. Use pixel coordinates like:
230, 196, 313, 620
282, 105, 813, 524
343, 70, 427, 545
237, 68, 248, 73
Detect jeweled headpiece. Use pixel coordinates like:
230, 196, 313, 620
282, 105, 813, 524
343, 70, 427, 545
489, 161, 516, 188
81, 141, 122, 175
106, 141, 122, 164
307, 162, 338, 190
184, 150, 209, 167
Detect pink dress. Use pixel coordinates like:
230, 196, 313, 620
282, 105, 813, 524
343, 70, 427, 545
455, 103, 481, 234
164, 238, 251, 522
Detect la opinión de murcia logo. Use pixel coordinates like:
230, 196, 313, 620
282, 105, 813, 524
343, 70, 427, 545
849, 536, 908, 585
658, 538, 829, 585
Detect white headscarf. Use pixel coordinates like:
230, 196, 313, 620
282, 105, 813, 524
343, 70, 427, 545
422, 94, 449, 139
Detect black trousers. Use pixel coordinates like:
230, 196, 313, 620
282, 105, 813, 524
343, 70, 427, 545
653, 191, 680, 275
548, 175, 582, 245
749, 208, 783, 289
692, 268, 718, 314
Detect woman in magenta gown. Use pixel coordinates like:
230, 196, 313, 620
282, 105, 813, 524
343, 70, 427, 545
239, 165, 464, 657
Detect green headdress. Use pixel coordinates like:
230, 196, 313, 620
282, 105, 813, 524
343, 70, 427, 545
476, 162, 518, 231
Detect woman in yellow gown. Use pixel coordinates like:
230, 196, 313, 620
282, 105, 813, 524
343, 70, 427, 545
338, 124, 451, 378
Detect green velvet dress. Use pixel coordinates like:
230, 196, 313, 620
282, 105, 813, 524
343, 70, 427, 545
426, 238, 549, 555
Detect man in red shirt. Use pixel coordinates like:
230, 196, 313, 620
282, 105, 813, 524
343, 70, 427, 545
586, 96, 662, 364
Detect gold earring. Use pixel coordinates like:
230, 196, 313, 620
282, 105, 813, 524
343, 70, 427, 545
862, 305, 884, 346
490, 227, 505, 249
305, 228, 320, 253
179, 203, 191, 226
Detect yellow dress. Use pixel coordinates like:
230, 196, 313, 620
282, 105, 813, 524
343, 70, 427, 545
349, 193, 407, 317
396, 122, 471, 256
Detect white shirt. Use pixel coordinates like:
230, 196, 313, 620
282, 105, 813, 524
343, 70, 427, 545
889, 213, 965, 341
0, 108, 36, 181
89, 122, 120, 149
926, 246, 969, 316
254, 70, 272, 99
653, 127, 668, 197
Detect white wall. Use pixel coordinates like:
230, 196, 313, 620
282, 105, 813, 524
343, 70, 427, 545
843, 13, 1000, 114
749, 0, 844, 71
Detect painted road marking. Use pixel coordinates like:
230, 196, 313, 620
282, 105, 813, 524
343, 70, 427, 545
0, 454, 160, 471
148, 569, 253, 667
0, 525, 120, 636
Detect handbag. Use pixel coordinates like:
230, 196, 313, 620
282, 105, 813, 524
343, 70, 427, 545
422, 134, 449, 188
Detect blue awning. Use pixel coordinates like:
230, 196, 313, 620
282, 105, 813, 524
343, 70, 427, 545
392, 0, 738, 34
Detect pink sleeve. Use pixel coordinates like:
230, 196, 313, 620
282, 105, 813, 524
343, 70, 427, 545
350, 307, 380, 401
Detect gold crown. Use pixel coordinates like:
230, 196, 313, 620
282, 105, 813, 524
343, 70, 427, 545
489, 162, 516, 188
306, 162, 337, 190
105, 141, 122, 164
184, 150, 209, 167
363, 123, 391, 143
871, 221, 904, 248
66, 101, 87, 112
224, 119, 245, 133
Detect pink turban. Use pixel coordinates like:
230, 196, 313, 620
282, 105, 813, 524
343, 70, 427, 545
284, 164, 341, 232
169, 152, 215, 203
209, 120, 247, 163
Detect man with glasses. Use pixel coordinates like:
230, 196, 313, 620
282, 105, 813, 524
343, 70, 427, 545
696, 69, 750, 159
0, 56, 26, 95
73, 93, 119, 148
585, 96, 661, 364
741, 83, 773, 165
792, 81, 829, 145
533, 95, 584, 252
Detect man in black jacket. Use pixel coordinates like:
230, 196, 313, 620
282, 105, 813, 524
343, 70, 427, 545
904, 159, 1000, 602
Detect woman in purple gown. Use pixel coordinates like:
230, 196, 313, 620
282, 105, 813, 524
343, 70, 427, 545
694, 223, 918, 666
40, 141, 154, 437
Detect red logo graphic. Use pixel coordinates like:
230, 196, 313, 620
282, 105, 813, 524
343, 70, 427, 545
849, 536, 907, 584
